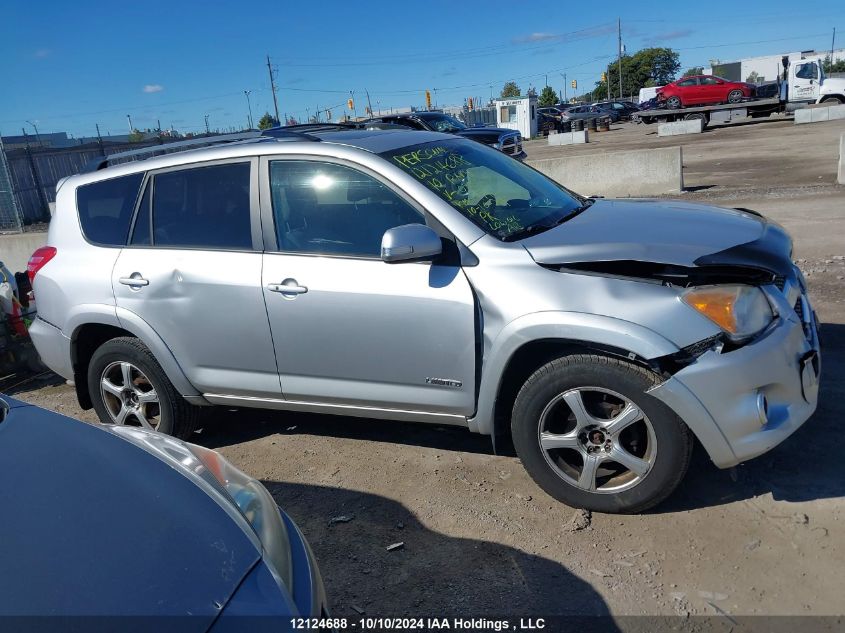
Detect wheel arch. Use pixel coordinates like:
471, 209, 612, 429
468, 312, 681, 441
70, 309, 202, 409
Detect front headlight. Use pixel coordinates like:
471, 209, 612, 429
682, 284, 774, 342
110, 428, 293, 590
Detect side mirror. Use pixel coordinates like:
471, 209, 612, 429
381, 224, 442, 263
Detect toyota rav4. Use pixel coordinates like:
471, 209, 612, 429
28, 128, 820, 513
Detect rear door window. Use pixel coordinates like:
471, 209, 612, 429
151, 162, 252, 250
76, 173, 144, 246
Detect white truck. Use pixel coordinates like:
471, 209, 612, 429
635, 57, 845, 128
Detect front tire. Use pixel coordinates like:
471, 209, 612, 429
727, 89, 744, 103
820, 95, 845, 105
665, 96, 682, 109
87, 337, 199, 439
511, 354, 693, 513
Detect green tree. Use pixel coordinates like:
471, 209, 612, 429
683, 66, 704, 77
257, 112, 278, 130
603, 47, 681, 99
538, 85, 558, 106
500, 81, 521, 98
128, 129, 145, 143
823, 56, 845, 73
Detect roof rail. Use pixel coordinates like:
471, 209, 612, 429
260, 123, 360, 138
82, 131, 269, 173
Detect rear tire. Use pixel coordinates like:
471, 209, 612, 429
87, 337, 199, 439
727, 89, 744, 103
511, 354, 693, 513
665, 96, 682, 109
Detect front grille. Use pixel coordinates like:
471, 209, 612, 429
682, 334, 722, 358
499, 134, 522, 155
794, 296, 814, 341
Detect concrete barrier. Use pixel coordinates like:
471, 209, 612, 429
658, 118, 703, 136
839, 133, 845, 185
527, 146, 684, 197
0, 232, 47, 273
547, 130, 589, 146
794, 103, 845, 124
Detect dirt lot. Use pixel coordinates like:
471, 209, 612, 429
8, 117, 845, 623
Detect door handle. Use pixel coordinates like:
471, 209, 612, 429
119, 275, 149, 287
267, 280, 308, 295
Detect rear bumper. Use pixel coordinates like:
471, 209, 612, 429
28, 317, 73, 380
650, 291, 820, 468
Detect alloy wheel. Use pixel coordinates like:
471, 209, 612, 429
100, 361, 161, 430
537, 387, 657, 493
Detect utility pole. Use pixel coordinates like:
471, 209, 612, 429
831, 28, 837, 69
617, 17, 623, 102
244, 90, 254, 129
561, 73, 567, 103
204, 115, 210, 134
127, 114, 133, 133
266, 55, 280, 123
365, 90, 373, 118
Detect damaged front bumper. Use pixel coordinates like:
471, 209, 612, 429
650, 281, 821, 469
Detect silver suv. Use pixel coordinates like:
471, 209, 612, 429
28, 128, 820, 513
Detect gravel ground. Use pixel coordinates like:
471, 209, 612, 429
7, 118, 845, 622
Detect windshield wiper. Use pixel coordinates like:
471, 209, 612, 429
502, 199, 594, 242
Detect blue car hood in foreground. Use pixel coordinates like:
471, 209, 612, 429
520, 199, 793, 276
0, 398, 261, 629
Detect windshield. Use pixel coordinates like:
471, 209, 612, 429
419, 114, 466, 133
381, 139, 588, 241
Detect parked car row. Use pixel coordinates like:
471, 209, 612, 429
363, 111, 525, 159
536, 100, 641, 134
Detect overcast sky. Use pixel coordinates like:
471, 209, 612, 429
1, 0, 842, 137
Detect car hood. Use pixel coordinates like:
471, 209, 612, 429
821, 77, 845, 93
457, 127, 518, 141
0, 398, 262, 625
520, 199, 793, 276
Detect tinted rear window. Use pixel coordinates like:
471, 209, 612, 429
76, 173, 144, 246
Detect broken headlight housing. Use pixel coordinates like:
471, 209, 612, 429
681, 284, 774, 342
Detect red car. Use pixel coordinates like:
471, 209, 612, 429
657, 75, 756, 109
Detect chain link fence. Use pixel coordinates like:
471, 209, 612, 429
0, 139, 23, 233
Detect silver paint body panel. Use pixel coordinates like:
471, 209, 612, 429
29, 131, 820, 469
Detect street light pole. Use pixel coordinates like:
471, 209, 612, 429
25, 120, 41, 146
127, 114, 133, 133
244, 90, 254, 129
204, 115, 210, 134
